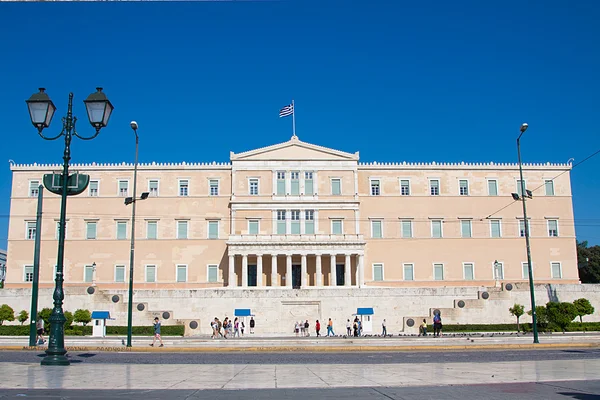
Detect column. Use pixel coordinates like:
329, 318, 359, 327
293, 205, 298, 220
286, 254, 292, 288
228, 255, 236, 288
358, 254, 365, 288
271, 254, 278, 287
301, 254, 307, 288
316, 254, 322, 287
242, 254, 248, 288
330, 254, 336, 286
257, 254, 263, 287
345, 254, 351, 286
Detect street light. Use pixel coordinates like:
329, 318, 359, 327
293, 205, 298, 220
125, 121, 149, 347
26, 87, 114, 365
511, 122, 539, 344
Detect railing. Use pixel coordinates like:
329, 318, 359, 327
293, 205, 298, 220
227, 234, 365, 243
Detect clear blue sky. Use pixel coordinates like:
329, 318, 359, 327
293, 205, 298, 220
0, 0, 599, 249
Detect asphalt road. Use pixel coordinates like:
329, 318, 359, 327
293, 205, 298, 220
0, 348, 599, 364
1, 380, 599, 400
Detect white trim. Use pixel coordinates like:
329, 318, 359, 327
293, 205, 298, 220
25, 221, 36, 240
83, 264, 95, 283
550, 261, 562, 279
145, 264, 157, 283
176, 264, 188, 283
208, 178, 220, 196
176, 220, 189, 239
248, 177, 260, 196
399, 178, 411, 196
522, 261, 534, 279
433, 263, 444, 281
117, 179, 130, 197
85, 221, 97, 240
370, 219, 383, 238
178, 178, 190, 197
486, 178, 498, 196
430, 219, 443, 238
489, 219, 502, 238
462, 262, 475, 280
400, 219, 413, 238
207, 264, 219, 283
207, 220, 219, 239
114, 264, 126, 283
88, 179, 100, 197
458, 178, 470, 196
460, 219, 472, 238
546, 219, 559, 237
28, 180, 40, 197
369, 177, 382, 196
544, 179, 555, 196
372, 263, 384, 281
116, 220, 128, 240
428, 178, 441, 196
148, 179, 160, 197
23, 264, 33, 282
402, 263, 415, 281
516, 178, 527, 196
247, 219, 260, 235
146, 220, 158, 240
492, 261, 504, 280
330, 177, 342, 195
331, 219, 344, 235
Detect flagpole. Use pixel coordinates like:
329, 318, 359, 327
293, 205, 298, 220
292, 99, 296, 138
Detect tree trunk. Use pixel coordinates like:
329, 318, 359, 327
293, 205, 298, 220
516, 317, 520, 332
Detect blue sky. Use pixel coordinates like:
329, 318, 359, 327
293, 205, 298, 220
0, 0, 599, 249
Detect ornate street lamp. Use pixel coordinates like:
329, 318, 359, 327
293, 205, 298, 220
26, 87, 114, 365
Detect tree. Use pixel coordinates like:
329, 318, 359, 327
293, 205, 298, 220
509, 304, 525, 332
63, 311, 74, 328
573, 298, 595, 324
0, 304, 15, 325
546, 302, 577, 332
18, 310, 29, 325
528, 305, 548, 331
74, 309, 92, 326
38, 307, 52, 331
577, 241, 600, 283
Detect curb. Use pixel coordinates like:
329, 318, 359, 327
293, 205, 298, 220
2, 342, 599, 353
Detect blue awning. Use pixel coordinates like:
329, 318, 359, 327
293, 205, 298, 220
356, 308, 374, 315
91, 311, 111, 319
234, 309, 253, 317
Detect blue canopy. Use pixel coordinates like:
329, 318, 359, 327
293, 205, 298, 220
91, 311, 111, 319
234, 309, 253, 317
356, 308, 374, 315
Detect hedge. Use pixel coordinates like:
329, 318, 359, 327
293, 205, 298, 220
428, 322, 600, 333
0, 325, 184, 336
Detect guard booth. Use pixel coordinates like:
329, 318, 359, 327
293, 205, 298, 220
234, 309, 254, 334
353, 308, 374, 333
91, 311, 112, 337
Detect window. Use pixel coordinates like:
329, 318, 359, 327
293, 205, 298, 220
490, 220, 502, 238
248, 220, 259, 235
459, 180, 469, 196
548, 219, 559, 237
276, 172, 286, 195
290, 210, 300, 234
431, 220, 442, 238
179, 180, 189, 196
545, 180, 555, 196
400, 180, 410, 196
116, 221, 127, 240
86, 222, 97, 240
517, 179, 526, 196
434, 264, 444, 280
522, 262, 532, 279
551, 262, 562, 279
209, 179, 219, 196
463, 263, 474, 280
493, 262, 504, 280
176, 265, 187, 282
401, 220, 413, 238
115, 265, 125, 283
26, 221, 36, 240
331, 219, 343, 235
370, 179, 380, 196
89, 180, 99, 197
24, 265, 33, 282
55, 221, 68, 240
29, 181, 40, 197
461, 220, 472, 238
208, 220, 219, 239
207, 264, 218, 283
403, 264, 414, 281
290, 172, 299, 195
488, 180, 498, 196
249, 179, 259, 196
331, 178, 341, 195
371, 220, 382, 238
147, 221, 158, 240
148, 180, 159, 197
430, 180, 440, 196
277, 210, 286, 234
84, 265, 94, 283
304, 172, 314, 195
177, 220, 188, 239
145, 265, 156, 283
305, 210, 314, 234
118, 180, 129, 197
373, 264, 384, 281
518, 219, 526, 237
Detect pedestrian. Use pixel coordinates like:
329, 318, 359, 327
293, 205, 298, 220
327, 318, 335, 336
433, 313, 442, 337
358, 319, 362, 336
381, 319, 387, 337
211, 318, 218, 339
295, 321, 300, 336
353, 319, 358, 337
420, 319, 427, 336
217, 318, 223, 337
36, 317, 45, 345
304, 320, 310, 337
250, 317, 255, 334
234, 317, 240, 337
346, 319, 351, 336
315, 320, 321, 337
149, 317, 164, 347
300, 320, 305, 336
241, 320, 245, 336
223, 317, 229, 339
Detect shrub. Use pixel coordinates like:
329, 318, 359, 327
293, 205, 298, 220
0, 324, 184, 336
38, 308, 52, 330
74, 309, 92, 326
528, 306, 549, 331
547, 302, 577, 332
0, 304, 15, 326
64, 311, 74, 328
18, 310, 29, 325
573, 298, 595, 324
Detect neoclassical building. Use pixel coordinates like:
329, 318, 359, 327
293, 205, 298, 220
5, 135, 579, 292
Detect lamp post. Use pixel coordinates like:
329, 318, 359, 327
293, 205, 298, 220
26, 87, 114, 365
125, 121, 149, 347
515, 122, 539, 344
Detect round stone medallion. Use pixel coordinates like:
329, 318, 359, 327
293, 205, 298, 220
505, 283, 513, 291
406, 318, 415, 327
86, 286, 95, 295
189, 321, 198, 329
162, 312, 170, 320
457, 300, 466, 308
481, 292, 490, 300
137, 303, 145, 311
111, 295, 120, 303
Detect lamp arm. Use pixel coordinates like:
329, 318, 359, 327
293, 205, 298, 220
73, 119, 102, 140
38, 118, 66, 141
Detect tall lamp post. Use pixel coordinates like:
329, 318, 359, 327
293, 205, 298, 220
26, 88, 114, 365
125, 121, 149, 347
512, 122, 539, 344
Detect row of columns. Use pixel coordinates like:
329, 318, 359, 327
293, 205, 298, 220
228, 253, 364, 288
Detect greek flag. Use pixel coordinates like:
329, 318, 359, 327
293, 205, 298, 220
279, 104, 294, 117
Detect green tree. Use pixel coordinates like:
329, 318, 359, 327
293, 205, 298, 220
17, 310, 29, 325
578, 241, 600, 283
63, 311, 74, 328
546, 302, 577, 332
0, 304, 15, 325
74, 309, 92, 326
528, 305, 549, 331
38, 307, 52, 331
509, 304, 525, 332
573, 298, 595, 324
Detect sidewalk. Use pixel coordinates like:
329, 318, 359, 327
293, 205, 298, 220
2, 332, 599, 352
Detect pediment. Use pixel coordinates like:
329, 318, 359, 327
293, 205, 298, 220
230, 135, 359, 161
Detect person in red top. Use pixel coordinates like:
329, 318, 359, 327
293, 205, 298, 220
315, 320, 321, 337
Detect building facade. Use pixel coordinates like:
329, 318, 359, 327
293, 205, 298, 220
5, 135, 578, 292
0, 249, 6, 286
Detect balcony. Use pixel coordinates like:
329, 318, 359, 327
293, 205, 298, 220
227, 234, 365, 246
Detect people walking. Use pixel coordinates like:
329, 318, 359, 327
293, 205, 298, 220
353, 319, 358, 337
420, 319, 428, 336
381, 319, 387, 337
149, 317, 164, 347
234, 317, 240, 337
300, 320, 305, 336
36, 317, 45, 345
433, 313, 442, 337
250, 317, 255, 334
315, 320, 321, 337
346, 319, 351, 336
223, 317, 229, 339
327, 318, 335, 336
304, 320, 310, 337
